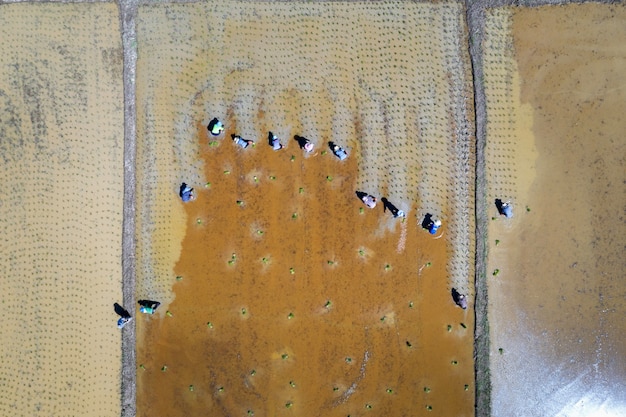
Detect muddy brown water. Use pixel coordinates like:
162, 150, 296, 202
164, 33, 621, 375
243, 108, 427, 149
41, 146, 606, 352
485, 4, 626, 416
136, 132, 474, 416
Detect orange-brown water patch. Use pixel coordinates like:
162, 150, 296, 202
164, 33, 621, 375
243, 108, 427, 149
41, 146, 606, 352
137, 135, 474, 416
135, 2, 475, 416
485, 4, 626, 415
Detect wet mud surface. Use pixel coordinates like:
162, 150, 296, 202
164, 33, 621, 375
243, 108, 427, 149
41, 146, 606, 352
137, 136, 474, 416
135, 2, 475, 416
484, 4, 626, 416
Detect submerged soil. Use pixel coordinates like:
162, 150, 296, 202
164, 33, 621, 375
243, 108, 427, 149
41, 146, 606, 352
138, 136, 473, 416
134, 2, 475, 416
484, 4, 626, 415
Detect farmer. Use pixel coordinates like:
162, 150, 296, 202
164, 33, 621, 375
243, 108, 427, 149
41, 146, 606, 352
422, 213, 441, 235
269, 132, 283, 150
232, 134, 254, 149
117, 315, 132, 329
451, 288, 467, 309
496, 199, 513, 218
331, 143, 348, 161
361, 194, 377, 209
207, 118, 224, 136
179, 183, 194, 202
138, 300, 161, 315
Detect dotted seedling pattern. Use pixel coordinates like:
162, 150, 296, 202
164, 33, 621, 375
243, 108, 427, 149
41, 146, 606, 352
0, 4, 124, 417
135, 0, 475, 306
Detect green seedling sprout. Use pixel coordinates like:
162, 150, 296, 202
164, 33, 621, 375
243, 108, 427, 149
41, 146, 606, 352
495, 239, 500, 246
526, 206, 531, 212
447, 325, 452, 332
298, 187, 304, 194
325, 300, 332, 309
161, 365, 168, 372
189, 385, 194, 392
499, 348, 504, 355
384, 264, 391, 271
426, 262, 432, 267
287, 312, 294, 320
345, 357, 352, 363
261, 257, 269, 264
257, 230, 264, 235
292, 212, 298, 219
424, 387, 431, 393
327, 260, 334, 265
493, 269, 500, 276
359, 207, 364, 214
139, 364, 145, 370
217, 386, 224, 392
209, 140, 219, 147
281, 353, 289, 360
326, 175, 333, 181
269, 175, 276, 180
250, 369, 256, 376
241, 308, 247, 316
321, 150, 327, 155
409, 301, 414, 308
289, 381, 296, 388
289, 267, 295, 274
358, 249, 365, 257
196, 218, 202, 224
285, 402, 293, 408
247, 411, 254, 416
176, 275, 183, 281
223, 170, 230, 175
333, 387, 339, 392
426, 405, 433, 411
365, 404, 372, 409
205, 182, 211, 188
464, 384, 469, 391
166, 311, 173, 317
207, 322, 213, 328
451, 360, 458, 365
406, 341, 412, 348
291, 155, 296, 161
253, 176, 258, 183
380, 316, 386, 322
236, 200, 244, 206
386, 388, 394, 394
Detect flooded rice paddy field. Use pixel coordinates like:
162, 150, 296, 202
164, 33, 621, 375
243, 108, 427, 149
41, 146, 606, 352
0, 3, 124, 416
484, 4, 626, 416
135, 1, 474, 416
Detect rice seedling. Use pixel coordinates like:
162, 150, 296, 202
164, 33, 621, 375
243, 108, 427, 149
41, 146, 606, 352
287, 312, 294, 319
298, 187, 304, 194
161, 365, 168, 372
326, 175, 333, 181
285, 402, 293, 408
189, 385, 194, 392
384, 264, 391, 271
217, 386, 224, 393
247, 411, 254, 416
224, 170, 230, 175
139, 364, 145, 370
289, 267, 295, 274
282, 353, 289, 360
493, 269, 500, 276
166, 311, 173, 317
206, 322, 213, 328
289, 381, 296, 388
205, 182, 211, 188
292, 212, 298, 219
250, 369, 256, 376
345, 357, 352, 363
424, 387, 431, 393
325, 300, 332, 309
176, 275, 183, 281
236, 200, 244, 206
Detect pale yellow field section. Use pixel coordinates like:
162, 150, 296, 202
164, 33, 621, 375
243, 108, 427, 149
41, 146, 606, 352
136, 0, 474, 306
0, 3, 124, 416
484, 4, 626, 415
